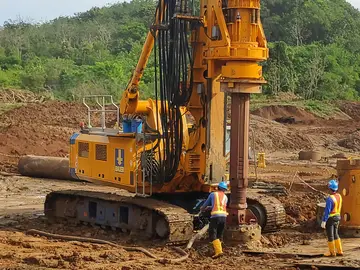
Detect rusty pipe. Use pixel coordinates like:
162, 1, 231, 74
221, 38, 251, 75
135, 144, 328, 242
228, 93, 250, 224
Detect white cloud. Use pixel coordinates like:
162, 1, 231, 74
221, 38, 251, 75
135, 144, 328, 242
348, 0, 360, 8
1, 0, 360, 26
0, 0, 122, 24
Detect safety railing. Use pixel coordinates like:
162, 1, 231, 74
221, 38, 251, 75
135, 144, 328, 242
82, 95, 120, 131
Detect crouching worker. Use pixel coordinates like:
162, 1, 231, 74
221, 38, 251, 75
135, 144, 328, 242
321, 179, 343, 257
200, 181, 228, 259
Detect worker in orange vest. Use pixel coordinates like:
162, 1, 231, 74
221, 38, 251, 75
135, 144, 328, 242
200, 181, 228, 258
321, 179, 343, 257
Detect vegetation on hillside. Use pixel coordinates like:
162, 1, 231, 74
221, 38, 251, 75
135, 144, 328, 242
0, 0, 156, 100
0, 0, 360, 101
262, 0, 360, 100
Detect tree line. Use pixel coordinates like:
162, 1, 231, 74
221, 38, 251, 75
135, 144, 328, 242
0, 0, 359, 101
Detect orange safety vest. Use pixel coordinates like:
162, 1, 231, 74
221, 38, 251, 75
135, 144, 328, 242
329, 193, 342, 217
211, 191, 228, 216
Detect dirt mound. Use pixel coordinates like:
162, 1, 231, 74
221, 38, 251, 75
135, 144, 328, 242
277, 191, 323, 228
0, 101, 119, 172
337, 130, 360, 151
250, 115, 313, 152
252, 105, 317, 122
338, 101, 360, 120
0, 101, 90, 172
262, 231, 314, 248
0, 100, 341, 171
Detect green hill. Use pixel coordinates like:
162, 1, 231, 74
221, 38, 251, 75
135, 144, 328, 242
262, 0, 360, 100
0, 0, 360, 101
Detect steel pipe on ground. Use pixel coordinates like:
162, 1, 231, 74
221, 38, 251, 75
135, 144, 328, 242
18, 155, 73, 180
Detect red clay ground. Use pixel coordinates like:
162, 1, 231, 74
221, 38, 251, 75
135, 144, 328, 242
0, 101, 85, 172
0, 100, 119, 172
252, 105, 317, 122
0, 174, 326, 270
1, 95, 360, 269
3, 99, 359, 172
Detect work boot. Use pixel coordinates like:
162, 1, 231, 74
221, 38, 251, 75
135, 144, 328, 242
334, 238, 344, 256
211, 239, 223, 259
324, 241, 336, 257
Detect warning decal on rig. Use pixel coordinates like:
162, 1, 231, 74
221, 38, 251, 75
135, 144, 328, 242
115, 149, 125, 173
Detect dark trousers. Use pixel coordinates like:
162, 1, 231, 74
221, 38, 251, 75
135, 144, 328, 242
209, 216, 226, 242
326, 215, 340, 242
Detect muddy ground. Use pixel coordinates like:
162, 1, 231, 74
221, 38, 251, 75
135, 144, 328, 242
0, 173, 326, 270
1, 97, 360, 269
0, 167, 350, 270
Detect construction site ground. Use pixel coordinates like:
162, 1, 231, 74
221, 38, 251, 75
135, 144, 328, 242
2, 93, 360, 269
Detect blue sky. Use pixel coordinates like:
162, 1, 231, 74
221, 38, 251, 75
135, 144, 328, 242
0, 0, 359, 25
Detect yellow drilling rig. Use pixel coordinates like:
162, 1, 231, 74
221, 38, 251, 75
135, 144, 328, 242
45, 0, 285, 243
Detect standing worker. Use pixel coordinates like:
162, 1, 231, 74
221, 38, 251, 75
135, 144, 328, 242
321, 179, 343, 257
200, 181, 228, 258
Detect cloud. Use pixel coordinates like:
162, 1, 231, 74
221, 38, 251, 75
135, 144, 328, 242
1, 0, 360, 25
0, 0, 121, 24
349, 0, 360, 7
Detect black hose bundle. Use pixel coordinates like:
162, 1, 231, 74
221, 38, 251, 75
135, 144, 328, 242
153, 0, 194, 183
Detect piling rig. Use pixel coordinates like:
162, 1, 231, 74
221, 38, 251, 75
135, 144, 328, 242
45, 0, 285, 243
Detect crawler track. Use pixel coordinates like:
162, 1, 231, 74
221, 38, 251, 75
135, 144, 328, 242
44, 189, 285, 243
45, 190, 193, 244
247, 190, 286, 232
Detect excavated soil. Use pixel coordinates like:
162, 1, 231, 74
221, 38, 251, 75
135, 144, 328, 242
0, 101, 85, 152
337, 130, 360, 151
0, 173, 342, 269
2, 97, 360, 268
249, 115, 313, 152
0, 101, 317, 172
252, 105, 317, 122
277, 191, 324, 228
0, 101, 115, 172
338, 101, 360, 120
0, 175, 303, 270
250, 104, 360, 157
1, 100, 360, 172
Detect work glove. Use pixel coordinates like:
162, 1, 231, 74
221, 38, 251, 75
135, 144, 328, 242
321, 221, 326, 229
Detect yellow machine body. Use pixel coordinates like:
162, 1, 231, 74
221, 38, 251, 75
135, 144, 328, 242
70, 133, 137, 190
69, 0, 268, 195
337, 159, 360, 236
70, 131, 211, 193
46, 0, 287, 241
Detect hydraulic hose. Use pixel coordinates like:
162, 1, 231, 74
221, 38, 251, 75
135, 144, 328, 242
27, 225, 209, 264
